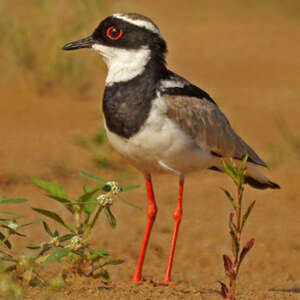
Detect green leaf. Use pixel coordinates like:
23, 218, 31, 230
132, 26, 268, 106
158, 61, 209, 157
18, 219, 42, 228
58, 234, 75, 243
89, 249, 109, 261
1, 225, 26, 237
72, 136, 92, 150
31, 178, 73, 213
43, 221, 53, 236
229, 221, 238, 236
72, 250, 85, 257
222, 160, 238, 183
93, 129, 107, 144
221, 188, 236, 210
67, 224, 77, 233
231, 158, 237, 170
79, 171, 107, 184
83, 184, 89, 193
32, 208, 69, 231
231, 233, 239, 258
241, 154, 249, 168
77, 185, 103, 217
0, 210, 20, 217
102, 259, 124, 266
27, 245, 42, 250
121, 185, 140, 192
118, 195, 142, 210
241, 201, 256, 229
78, 185, 103, 203
42, 248, 71, 265
0, 231, 11, 249
0, 256, 17, 263
104, 207, 116, 228
100, 268, 110, 280
0, 198, 27, 204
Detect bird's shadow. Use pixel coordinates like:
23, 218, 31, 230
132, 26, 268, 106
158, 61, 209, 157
270, 288, 300, 294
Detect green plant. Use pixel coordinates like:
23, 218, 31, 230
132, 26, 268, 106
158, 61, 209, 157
0, 0, 109, 94
29, 172, 139, 280
219, 155, 255, 300
0, 196, 43, 298
73, 128, 132, 171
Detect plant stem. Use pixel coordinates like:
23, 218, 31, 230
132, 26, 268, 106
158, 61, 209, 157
235, 185, 242, 262
84, 206, 103, 241
229, 184, 243, 299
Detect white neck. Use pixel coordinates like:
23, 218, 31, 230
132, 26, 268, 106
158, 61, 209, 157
92, 44, 151, 86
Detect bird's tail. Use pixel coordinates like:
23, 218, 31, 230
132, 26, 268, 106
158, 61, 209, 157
208, 159, 280, 190
244, 164, 280, 189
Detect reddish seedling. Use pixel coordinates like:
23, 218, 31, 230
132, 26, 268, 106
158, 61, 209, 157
219, 155, 255, 299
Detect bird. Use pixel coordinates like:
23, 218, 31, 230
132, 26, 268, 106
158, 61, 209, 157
62, 13, 279, 284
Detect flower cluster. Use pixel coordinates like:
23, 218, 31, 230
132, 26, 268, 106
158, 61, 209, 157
106, 181, 121, 195
97, 181, 121, 207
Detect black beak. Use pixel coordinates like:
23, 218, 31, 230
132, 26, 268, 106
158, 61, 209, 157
62, 36, 95, 51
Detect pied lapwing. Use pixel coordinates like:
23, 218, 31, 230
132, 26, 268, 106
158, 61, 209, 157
62, 13, 279, 284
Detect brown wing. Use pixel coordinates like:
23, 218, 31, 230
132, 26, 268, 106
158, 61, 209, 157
164, 94, 267, 167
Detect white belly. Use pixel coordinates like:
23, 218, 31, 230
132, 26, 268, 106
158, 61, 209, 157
105, 96, 212, 174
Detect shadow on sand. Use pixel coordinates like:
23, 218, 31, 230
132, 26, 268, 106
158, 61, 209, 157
270, 288, 300, 294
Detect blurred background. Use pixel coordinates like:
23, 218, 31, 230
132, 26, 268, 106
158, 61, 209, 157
0, 0, 300, 296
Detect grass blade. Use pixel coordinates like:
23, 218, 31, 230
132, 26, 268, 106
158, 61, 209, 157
117, 195, 142, 210
121, 185, 140, 192
79, 171, 107, 183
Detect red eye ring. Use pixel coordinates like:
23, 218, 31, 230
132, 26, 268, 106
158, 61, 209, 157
106, 26, 124, 40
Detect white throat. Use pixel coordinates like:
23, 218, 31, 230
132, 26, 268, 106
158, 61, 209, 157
92, 44, 151, 85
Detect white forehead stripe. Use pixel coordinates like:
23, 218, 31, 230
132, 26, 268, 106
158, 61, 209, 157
113, 13, 162, 37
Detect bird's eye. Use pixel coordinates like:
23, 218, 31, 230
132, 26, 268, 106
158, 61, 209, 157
106, 26, 124, 40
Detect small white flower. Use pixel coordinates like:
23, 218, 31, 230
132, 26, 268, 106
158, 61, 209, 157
50, 236, 59, 245
70, 236, 82, 245
97, 194, 113, 206
66, 236, 82, 250
106, 181, 121, 195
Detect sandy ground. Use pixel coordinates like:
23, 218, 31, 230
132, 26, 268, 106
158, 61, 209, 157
1, 1, 300, 299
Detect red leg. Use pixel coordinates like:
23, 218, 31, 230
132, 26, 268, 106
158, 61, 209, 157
163, 175, 184, 284
132, 174, 157, 282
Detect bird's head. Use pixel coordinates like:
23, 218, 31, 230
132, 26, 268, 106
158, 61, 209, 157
62, 13, 167, 84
